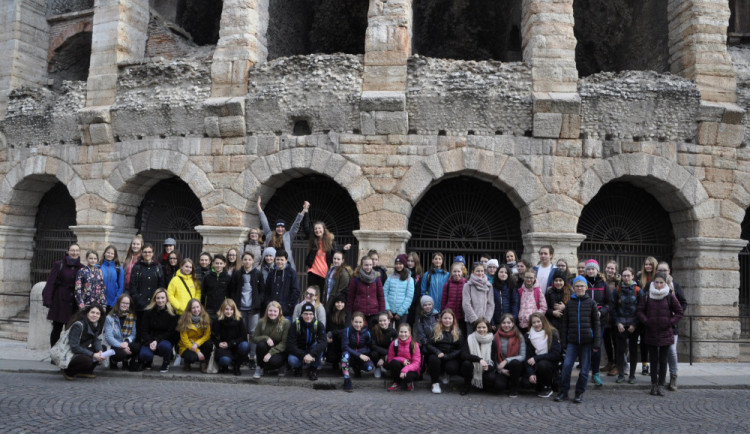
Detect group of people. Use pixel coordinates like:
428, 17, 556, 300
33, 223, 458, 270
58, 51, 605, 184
42, 201, 686, 400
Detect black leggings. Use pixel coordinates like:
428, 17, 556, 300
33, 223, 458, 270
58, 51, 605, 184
648, 345, 670, 386
51, 321, 65, 347
460, 360, 497, 390
529, 359, 557, 389
602, 326, 615, 364
256, 341, 286, 371
385, 360, 419, 383
616, 328, 639, 378
426, 354, 461, 383
64, 354, 98, 377
493, 359, 524, 393
181, 341, 213, 365
112, 341, 141, 364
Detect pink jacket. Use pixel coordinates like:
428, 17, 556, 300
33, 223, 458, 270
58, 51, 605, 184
387, 337, 421, 374
518, 280, 547, 329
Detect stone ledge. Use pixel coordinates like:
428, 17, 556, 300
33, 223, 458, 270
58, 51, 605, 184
360, 91, 406, 112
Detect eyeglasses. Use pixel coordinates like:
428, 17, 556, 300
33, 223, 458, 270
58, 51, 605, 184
305, 292, 316, 297
657, 269, 669, 273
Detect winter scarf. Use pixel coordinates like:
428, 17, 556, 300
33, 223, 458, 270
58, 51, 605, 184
191, 315, 201, 325
468, 273, 491, 291
649, 285, 669, 300
468, 331, 493, 388
528, 327, 548, 356
359, 268, 377, 285
494, 328, 520, 363
120, 313, 135, 338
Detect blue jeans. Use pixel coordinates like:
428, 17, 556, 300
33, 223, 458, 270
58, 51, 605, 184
139, 340, 173, 364
560, 343, 592, 396
288, 353, 322, 369
218, 341, 250, 367
591, 324, 606, 374
668, 335, 678, 375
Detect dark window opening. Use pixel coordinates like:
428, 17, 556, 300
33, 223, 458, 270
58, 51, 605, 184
136, 177, 204, 262
150, 0, 223, 46
31, 182, 77, 284
577, 181, 673, 272
739, 209, 750, 320
48, 32, 92, 90
407, 176, 523, 268
729, 0, 750, 44
267, 0, 368, 60
412, 0, 523, 61
574, 0, 669, 77
293, 120, 312, 136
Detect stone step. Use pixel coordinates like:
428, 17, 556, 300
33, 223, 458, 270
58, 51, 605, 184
0, 319, 29, 338
12, 309, 29, 320
0, 329, 27, 342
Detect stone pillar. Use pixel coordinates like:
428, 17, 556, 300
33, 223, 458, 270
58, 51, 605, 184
0, 226, 36, 319
70, 225, 138, 254
195, 225, 248, 255
28, 282, 51, 350
360, 0, 411, 135
672, 237, 747, 362
352, 230, 411, 271
81, 0, 148, 144
0, 0, 48, 117
522, 0, 581, 139
522, 232, 586, 267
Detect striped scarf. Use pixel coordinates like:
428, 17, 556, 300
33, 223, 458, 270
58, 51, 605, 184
120, 313, 135, 339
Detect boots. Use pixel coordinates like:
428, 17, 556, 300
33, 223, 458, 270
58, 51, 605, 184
200, 361, 208, 373
668, 374, 678, 391
308, 367, 318, 381
650, 384, 658, 396
233, 362, 242, 377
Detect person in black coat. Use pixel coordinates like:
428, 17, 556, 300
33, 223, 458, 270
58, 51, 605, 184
229, 251, 265, 369
325, 293, 351, 370
61, 303, 107, 380
524, 312, 562, 397
137, 288, 179, 372
201, 254, 232, 321
212, 299, 249, 376
425, 308, 463, 394
127, 244, 166, 320
287, 302, 327, 381
264, 250, 299, 319
43, 244, 84, 346
370, 312, 398, 379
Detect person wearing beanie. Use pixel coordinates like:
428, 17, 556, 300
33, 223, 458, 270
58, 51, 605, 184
583, 259, 612, 387
416, 295, 439, 349
555, 275, 600, 404
383, 254, 415, 326
160, 238, 176, 268
287, 301, 327, 380
533, 246, 557, 296
261, 247, 277, 282
257, 195, 308, 271
325, 293, 351, 370
545, 269, 572, 333
486, 259, 499, 284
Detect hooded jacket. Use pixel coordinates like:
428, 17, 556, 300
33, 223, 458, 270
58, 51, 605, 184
561, 292, 601, 348
613, 281, 641, 328
264, 264, 300, 317
228, 266, 264, 312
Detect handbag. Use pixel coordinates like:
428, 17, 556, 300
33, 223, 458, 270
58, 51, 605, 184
49, 327, 75, 369
206, 350, 218, 374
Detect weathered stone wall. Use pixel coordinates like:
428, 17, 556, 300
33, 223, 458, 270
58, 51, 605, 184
579, 71, 701, 141
406, 57, 533, 135
145, 12, 213, 60
730, 46, 750, 145
246, 54, 364, 135
46, 0, 93, 16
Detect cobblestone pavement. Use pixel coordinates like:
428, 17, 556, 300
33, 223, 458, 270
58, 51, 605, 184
2, 371, 749, 433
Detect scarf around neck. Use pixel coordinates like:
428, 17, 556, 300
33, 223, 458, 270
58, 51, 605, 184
468, 273, 490, 291
494, 328, 520, 362
191, 315, 201, 325
649, 285, 670, 300
468, 331, 493, 388
528, 327, 548, 355
359, 267, 376, 284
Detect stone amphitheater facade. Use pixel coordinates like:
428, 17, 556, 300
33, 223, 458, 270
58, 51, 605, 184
2, 0, 750, 360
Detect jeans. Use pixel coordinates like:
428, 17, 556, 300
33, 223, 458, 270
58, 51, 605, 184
241, 311, 259, 359
218, 341, 250, 367
288, 353, 322, 369
139, 340, 173, 364
560, 343, 592, 396
668, 335, 678, 375
590, 324, 606, 374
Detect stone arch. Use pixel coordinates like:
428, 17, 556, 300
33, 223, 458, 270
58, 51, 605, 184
396, 149, 546, 233
48, 24, 93, 61
47, 30, 92, 90
105, 149, 215, 229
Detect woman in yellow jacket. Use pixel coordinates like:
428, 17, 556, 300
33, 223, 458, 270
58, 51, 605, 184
168, 259, 201, 315
177, 299, 213, 372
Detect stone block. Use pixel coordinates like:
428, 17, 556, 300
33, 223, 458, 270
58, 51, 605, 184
533, 113, 562, 138
205, 116, 221, 138
89, 123, 113, 145
203, 97, 246, 117
360, 91, 406, 112
77, 106, 111, 124
560, 114, 580, 139
28, 282, 51, 350
218, 116, 246, 138
360, 111, 408, 135
582, 138, 603, 158
716, 123, 743, 147
532, 92, 581, 114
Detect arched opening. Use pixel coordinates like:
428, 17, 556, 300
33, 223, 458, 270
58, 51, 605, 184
573, 0, 668, 77
148, 0, 223, 46
267, 0, 369, 60
411, 0, 522, 61
135, 177, 204, 262
48, 32, 92, 90
263, 175, 360, 286
30, 182, 77, 284
577, 181, 674, 271
407, 176, 523, 268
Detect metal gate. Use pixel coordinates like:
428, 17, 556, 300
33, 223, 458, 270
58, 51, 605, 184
135, 177, 204, 262
30, 182, 77, 284
264, 175, 360, 289
577, 182, 674, 274
740, 210, 750, 324
407, 176, 524, 268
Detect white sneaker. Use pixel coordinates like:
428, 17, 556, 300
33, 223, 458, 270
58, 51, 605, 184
374, 367, 382, 378
253, 367, 263, 379
440, 374, 450, 385
431, 383, 442, 394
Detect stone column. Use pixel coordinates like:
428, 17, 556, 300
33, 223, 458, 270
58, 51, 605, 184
0, 0, 48, 117
522, 0, 581, 139
522, 232, 586, 267
352, 230, 411, 271
70, 225, 138, 254
81, 0, 149, 144
195, 226, 249, 255
672, 237, 748, 362
0, 226, 36, 319
360, 0, 411, 135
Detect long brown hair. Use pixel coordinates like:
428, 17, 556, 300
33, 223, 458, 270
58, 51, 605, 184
99, 245, 121, 267
125, 235, 143, 263
332, 251, 352, 280
639, 256, 658, 285
179, 258, 201, 291
109, 293, 133, 317
177, 299, 210, 331
407, 252, 423, 277
308, 221, 334, 252
371, 312, 390, 344
432, 308, 460, 342
528, 312, 558, 352
271, 232, 284, 249
496, 313, 523, 341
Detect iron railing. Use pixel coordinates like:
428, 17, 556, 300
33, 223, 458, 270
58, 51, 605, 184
30, 229, 77, 284
407, 237, 523, 271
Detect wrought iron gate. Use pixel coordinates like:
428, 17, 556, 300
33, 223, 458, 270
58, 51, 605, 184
740, 210, 750, 319
407, 176, 524, 268
30, 182, 77, 284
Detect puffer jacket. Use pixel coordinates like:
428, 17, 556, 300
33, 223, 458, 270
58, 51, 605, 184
167, 270, 201, 315
462, 276, 495, 324
441, 277, 466, 321
416, 311, 439, 347
492, 278, 519, 325
425, 329, 462, 359
421, 269, 450, 311
613, 282, 641, 328
561, 292, 601, 348
387, 337, 421, 375
341, 325, 372, 357
637, 292, 683, 347
586, 275, 613, 324
347, 276, 384, 317
384, 275, 414, 317
178, 321, 211, 355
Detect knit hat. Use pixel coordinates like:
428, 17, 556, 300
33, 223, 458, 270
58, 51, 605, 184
163, 238, 176, 246
487, 259, 499, 268
453, 255, 466, 265
275, 220, 285, 228
572, 275, 587, 287
552, 269, 567, 282
331, 293, 347, 305
395, 254, 408, 265
301, 302, 315, 313
585, 259, 600, 271
262, 247, 276, 258
420, 295, 434, 307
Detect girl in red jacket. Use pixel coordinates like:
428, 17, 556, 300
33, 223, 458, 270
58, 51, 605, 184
386, 323, 421, 392
348, 256, 385, 329
441, 263, 466, 332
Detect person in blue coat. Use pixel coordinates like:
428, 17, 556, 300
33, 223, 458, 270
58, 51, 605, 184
492, 264, 519, 327
99, 245, 125, 311
384, 254, 414, 326
421, 252, 450, 312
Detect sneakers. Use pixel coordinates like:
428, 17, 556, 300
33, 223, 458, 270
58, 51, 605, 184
159, 361, 170, 373
616, 375, 625, 384
253, 367, 263, 379
538, 388, 554, 398
642, 364, 649, 376
431, 383, 442, 394
374, 367, 382, 378
592, 372, 603, 387
406, 382, 414, 392
650, 384, 658, 396
440, 374, 450, 385
668, 374, 678, 391
628, 376, 636, 384
554, 392, 568, 402
508, 390, 519, 398
343, 378, 353, 392
278, 365, 287, 377
573, 393, 583, 404
388, 382, 401, 392
248, 358, 257, 370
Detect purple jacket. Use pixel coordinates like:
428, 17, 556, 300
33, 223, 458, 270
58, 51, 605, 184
637, 292, 683, 347
43, 256, 84, 323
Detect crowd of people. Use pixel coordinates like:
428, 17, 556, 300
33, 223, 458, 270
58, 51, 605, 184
42, 201, 687, 401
